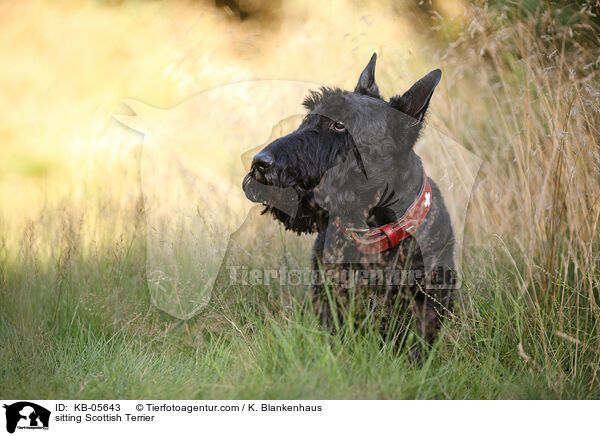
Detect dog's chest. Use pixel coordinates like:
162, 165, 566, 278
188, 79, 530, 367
317, 231, 425, 291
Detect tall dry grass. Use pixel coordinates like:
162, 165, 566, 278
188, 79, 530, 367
458, 2, 599, 302
431, 1, 600, 383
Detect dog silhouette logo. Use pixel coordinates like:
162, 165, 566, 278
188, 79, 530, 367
3, 402, 50, 433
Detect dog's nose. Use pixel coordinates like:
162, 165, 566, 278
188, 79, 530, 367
252, 151, 274, 173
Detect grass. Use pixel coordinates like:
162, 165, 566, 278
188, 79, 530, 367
1, 229, 596, 399
1, 0, 600, 399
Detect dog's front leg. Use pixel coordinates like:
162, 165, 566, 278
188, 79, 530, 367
412, 262, 455, 348
310, 232, 335, 330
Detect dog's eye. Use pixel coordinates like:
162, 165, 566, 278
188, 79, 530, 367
332, 121, 346, 132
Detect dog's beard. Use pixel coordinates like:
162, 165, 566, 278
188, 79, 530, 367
242, 173, 299, 216
242, 173, 326, 234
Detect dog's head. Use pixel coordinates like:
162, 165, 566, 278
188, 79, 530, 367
243, 53, 441, 234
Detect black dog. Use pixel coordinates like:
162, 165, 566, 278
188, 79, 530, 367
243, 54, 455, 348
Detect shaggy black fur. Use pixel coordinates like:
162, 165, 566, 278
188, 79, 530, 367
243, 53, 455, 350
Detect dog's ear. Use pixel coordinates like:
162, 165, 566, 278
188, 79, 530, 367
389, 69, 441, 122
354, 53, 380, 98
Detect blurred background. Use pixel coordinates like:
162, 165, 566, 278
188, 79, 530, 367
1, 0, 600, 398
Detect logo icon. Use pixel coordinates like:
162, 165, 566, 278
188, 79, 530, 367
3, 402, 50, 434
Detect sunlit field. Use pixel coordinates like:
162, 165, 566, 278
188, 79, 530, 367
1, 0, 599, 399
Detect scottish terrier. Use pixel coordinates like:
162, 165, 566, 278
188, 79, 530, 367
243, 53, 455, 349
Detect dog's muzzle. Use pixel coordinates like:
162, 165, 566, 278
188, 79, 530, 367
242, 174, 300, 217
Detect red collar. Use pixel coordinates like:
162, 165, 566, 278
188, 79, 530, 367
335, 170, 432, 254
